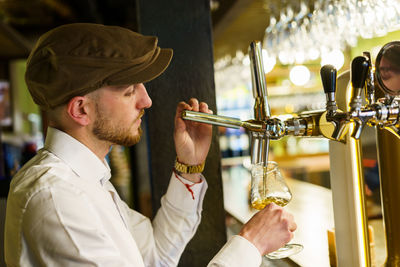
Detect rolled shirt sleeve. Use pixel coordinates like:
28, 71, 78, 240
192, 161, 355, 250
208, 235, 262, 267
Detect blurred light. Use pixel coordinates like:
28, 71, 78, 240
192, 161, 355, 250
307, 48, 320, 61
278, 51, 290, 65
321, 49, 345, 70
371, 46, 381, 63
242, 56, 250, 66
236, 50, 245, 60
289, 65, 310, 86
285, 103, 295, 113
210, 0, 220, 11
262, 49, 276, 73
295, 51, 305, 64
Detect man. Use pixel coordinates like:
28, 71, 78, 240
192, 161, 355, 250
4, 23, 296, 267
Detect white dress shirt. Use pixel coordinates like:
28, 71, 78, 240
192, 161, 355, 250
5, 127, 262, 267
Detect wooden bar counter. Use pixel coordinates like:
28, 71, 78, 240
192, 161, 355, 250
223, 167, 334, 266
222, 163, 387, 266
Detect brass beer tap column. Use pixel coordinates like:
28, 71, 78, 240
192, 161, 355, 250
377, 123, 400, 267
325, 44, 400, 266
318, 60, 371, 266
374, 42, 400, 267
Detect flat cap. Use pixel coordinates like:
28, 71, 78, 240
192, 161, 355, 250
25, 23, 173, 110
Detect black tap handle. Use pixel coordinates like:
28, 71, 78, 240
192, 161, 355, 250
351, 56, 369, 89
320, 64, 337, 94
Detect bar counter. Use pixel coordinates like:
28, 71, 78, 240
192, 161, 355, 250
222, 163, 386, 266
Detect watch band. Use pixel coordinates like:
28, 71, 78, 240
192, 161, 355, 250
174, 157, 205, 174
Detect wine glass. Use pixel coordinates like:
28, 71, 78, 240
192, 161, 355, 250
250, 161, 303, 259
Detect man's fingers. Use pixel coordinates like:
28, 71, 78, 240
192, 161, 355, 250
199, 102, 208, 113
178, 99, 212, 114
199, 102, 213, 114
177, 101, 191, 112
188, 98, 199, 111
262, 203, 297, 232
285, 213, 297, 232
288, 220, 297, 232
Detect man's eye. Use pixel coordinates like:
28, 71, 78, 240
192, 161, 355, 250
124, 85, 138, 96
125, 90, 135, 96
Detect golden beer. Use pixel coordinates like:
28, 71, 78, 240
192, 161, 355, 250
251, 196, 289, 210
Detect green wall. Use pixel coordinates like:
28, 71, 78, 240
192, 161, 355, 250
352, 30, 400, 60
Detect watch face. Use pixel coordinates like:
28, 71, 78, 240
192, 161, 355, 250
375, 41, 400, 96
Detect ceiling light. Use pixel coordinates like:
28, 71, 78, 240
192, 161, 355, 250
321, 49, 345, 70
289, 65, 310, 86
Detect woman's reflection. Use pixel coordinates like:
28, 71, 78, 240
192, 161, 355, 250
378, 45, 400, 95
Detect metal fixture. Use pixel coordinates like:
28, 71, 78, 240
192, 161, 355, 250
183, 40, 400, 266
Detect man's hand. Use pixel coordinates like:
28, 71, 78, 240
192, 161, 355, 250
174, 98, 213, 182
239, 203, 297, 255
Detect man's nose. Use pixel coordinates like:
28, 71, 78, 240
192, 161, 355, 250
137, 83, 152, 109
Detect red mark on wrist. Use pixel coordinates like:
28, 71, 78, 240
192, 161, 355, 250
173, 169, 196, 200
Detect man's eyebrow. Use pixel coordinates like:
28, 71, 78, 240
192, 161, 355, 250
108, 85, 131, 91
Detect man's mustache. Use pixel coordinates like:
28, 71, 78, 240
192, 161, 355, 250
136, 110, 145, 121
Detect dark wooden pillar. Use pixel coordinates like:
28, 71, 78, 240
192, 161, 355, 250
137, 0, 227, 266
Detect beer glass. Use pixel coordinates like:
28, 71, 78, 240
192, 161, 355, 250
250, 161, 303, 259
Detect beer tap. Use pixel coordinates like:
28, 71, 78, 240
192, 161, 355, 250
320, 65, 348, 140
369, 99, 400, 138
349, 56, 371, 139
181, 40, 400, 266
345, 52, 400, 140
321, 65, 338, 117
182, 41, 341, 157
320, 56, 381, 141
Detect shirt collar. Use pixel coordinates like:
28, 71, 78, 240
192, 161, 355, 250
44, 127, 111, 185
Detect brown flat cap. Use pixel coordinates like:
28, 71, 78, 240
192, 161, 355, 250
25, 23, 173, 110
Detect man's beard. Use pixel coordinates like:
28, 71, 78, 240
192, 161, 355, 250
92, 103, 144, 146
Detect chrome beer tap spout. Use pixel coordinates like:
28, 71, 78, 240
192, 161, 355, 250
349, 56, 371, 139
368, 97, 400, 139
320, 64, 348, 140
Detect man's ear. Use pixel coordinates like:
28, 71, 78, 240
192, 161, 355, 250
66, 96, 92, 126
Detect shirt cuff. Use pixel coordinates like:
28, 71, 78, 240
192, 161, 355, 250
164, 172, 208, 213
208, 235, 262, 267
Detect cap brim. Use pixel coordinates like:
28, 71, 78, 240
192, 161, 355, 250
109, 48, 173, 85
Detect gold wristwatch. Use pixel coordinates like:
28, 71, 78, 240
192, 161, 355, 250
174, 157, 205, 174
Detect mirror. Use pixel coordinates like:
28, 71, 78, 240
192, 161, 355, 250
375, 41, 400, 96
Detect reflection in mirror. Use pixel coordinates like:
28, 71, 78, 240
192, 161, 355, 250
376, 41, 400, 96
